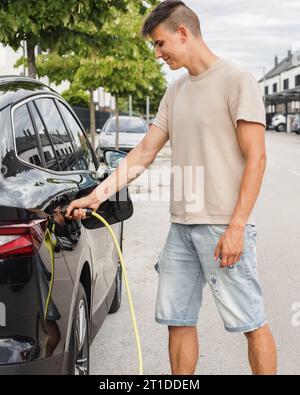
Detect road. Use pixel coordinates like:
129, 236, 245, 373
90, 131, 300, 375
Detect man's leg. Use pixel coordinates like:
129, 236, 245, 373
168, 326, 199, 375
244, 324, 277, 375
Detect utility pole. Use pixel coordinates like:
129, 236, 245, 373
129, 95, 132, 116
258, 66, 266, 106
146, 96, 150, 126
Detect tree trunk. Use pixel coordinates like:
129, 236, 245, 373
89, 88, 96, 150
115, 95, 119, 151
26, 40, 36, 79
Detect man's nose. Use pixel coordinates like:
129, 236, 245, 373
155, 47, 162, 59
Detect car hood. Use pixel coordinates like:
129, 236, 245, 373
101, 132, 145, 146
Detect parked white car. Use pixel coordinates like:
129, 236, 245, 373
271, 114, 286, 132
97, 116, 148, 157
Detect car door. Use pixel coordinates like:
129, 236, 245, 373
10, 99, 76, 357
30, 96, 102, 310
55, 100, 112, 320
56, 101, 134, 307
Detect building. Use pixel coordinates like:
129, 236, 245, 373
259, 49, 300, 130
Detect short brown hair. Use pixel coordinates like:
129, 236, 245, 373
142, 0, 201, 38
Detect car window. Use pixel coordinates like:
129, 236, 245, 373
27, 101, 60, 172
57, 101, 96, 172
101, 118, 110, 133
34, 98, 76, 171
13, 104, 43, 167
106, 118, 148, 133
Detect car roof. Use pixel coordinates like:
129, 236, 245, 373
0, 75, 56, 110
109, 115, 145, 121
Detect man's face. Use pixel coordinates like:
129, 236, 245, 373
150, 24, 186, 70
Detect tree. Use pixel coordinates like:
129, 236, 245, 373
0, 0, 133, 78
61, 86, 89, 108
35, 1, 165, 150
72, 2, 165, 149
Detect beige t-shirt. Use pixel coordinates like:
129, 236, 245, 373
153, 58, 266, 225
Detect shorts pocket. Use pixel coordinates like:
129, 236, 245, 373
241, 245, 258, 276
209, 225, 228, 237
245, 225, 257, 248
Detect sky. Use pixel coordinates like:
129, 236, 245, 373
162, 0, 300, 83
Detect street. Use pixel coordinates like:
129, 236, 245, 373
90, 131, 300, 375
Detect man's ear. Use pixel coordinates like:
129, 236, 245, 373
177, 25, 188, 42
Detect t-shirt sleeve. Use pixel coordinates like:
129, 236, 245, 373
153, 87, 169, 135
228, 71, 266, 129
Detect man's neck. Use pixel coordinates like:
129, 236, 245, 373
185, 40, 220, 76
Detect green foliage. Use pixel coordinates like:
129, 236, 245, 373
0, 0, 131, 54
61, 86, 89, 108
35, 0, 166, 114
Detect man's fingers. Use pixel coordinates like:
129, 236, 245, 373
65, 203, 75, 218
227, 254, 235, 266
233, 253, 241, 265
78, 208, 86, 220
221, 252, 229, 267
65, 205, 87, 221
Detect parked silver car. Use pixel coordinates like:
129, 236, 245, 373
98, 116, 148, 155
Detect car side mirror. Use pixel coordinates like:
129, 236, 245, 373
96, 128, 102, 134
103, 149, 127, 171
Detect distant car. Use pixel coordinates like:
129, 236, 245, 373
98, 116, 148, 155
148, 117, 156, 127
292, 114, 300, 134
271, 114, 286, 132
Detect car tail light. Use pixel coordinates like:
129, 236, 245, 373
0, 219, 47, 259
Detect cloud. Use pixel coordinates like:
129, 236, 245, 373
165, 0, 300, 82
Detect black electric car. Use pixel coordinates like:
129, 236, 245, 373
0, 76, 133, 375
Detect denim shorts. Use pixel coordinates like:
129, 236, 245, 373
154, 223, 267, 333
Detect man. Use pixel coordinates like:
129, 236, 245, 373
66, 0, 277, 375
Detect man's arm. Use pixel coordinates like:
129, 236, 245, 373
214, 120, 267, 267
230, 120, 267, 228
65, 125, 169, 219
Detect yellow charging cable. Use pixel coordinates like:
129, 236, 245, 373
43, 212, 143, 375
44, 225, 56, 322
91, 211, 143, 375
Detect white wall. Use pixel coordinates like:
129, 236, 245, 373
0, 44, 25, 76
281, 66, 300, 90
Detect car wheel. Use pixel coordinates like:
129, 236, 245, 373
108, 263, 122, 314
276, 123, 286, 132
69, 284, 90, 375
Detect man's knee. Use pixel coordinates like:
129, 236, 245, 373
168, 325, 197, 335
244, 324, 270, 341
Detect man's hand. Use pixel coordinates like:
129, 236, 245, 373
213, 225, 245, 268
65, 192, 101, 221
